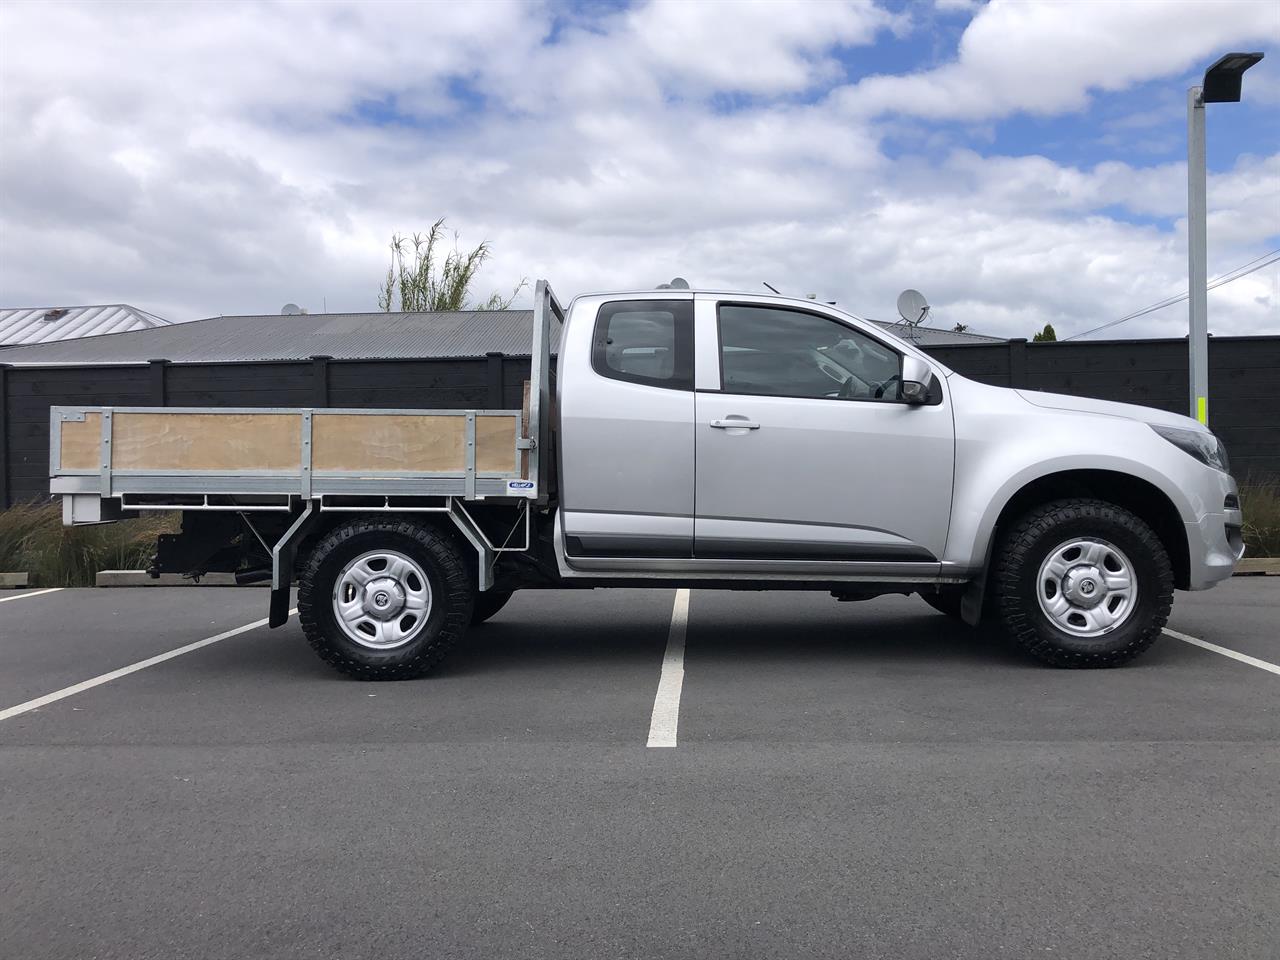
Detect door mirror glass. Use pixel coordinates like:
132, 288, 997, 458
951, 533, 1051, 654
901, 356, 933, 405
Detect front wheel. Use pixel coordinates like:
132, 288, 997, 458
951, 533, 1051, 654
297, 518, 474, 680
992, 498, 1173, 668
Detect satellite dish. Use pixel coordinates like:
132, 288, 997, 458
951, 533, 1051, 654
896, 289, 930, 326
668, 277, 690, 290
281, 303, 303, 315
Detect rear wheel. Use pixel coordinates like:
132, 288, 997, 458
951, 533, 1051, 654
993, 498, 1173, 668
297, 518, 474, 680
471, 589, 513, 625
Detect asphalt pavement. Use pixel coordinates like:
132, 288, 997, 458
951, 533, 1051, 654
1, 580, 1276, 960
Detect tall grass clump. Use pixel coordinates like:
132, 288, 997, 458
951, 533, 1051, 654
1238, 475, 1280, 558
0, 502, 178, 587
377, 217, 526, 312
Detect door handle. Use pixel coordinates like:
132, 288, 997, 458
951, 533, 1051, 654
710, 418, 761, 430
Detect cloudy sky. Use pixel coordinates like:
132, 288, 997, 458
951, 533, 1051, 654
1, 0, 1277, 339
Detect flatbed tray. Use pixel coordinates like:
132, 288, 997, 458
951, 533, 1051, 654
49, 405, 535, 502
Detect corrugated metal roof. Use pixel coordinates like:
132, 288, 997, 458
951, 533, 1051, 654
0, 309, 557, 365
0, 304, 171, 346
0, 306, 997, 366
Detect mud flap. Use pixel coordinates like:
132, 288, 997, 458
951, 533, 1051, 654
268, 501, 317, 629
960, 576, 985, 626
269, 584, 292, 628
961, 536, 997, 626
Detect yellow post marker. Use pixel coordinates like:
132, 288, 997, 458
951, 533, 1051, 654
1197, 396, 1208, 425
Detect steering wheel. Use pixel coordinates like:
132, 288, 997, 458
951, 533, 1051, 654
873, 374, 900, 399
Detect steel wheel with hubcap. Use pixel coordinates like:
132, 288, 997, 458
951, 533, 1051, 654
1036, 538, 1136, 637
333, 550, 433, 649
994, 498, 1173, 668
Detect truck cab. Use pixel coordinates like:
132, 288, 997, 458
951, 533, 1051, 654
555, 290, 955, 578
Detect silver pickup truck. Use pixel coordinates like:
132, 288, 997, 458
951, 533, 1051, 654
51, 280, 1244, 678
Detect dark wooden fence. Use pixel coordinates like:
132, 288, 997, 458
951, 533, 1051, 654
1, 336, 1277, 507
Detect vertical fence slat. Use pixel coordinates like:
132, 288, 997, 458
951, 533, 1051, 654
148, 359, 168, 406
1008, 338, 1027, 389
486, 352, 505, 409
311, 356, 332, 408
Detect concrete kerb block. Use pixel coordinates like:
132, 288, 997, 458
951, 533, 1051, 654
1234, 558, 1280, 576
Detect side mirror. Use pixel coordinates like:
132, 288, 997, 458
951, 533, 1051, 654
901, 356, 933, 404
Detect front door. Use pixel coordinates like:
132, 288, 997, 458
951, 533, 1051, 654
694, 301, 954, 563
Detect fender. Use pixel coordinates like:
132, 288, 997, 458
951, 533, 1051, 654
942, 379, 1205, 572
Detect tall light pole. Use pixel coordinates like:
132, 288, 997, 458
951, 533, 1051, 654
1187, 51, 1263, 425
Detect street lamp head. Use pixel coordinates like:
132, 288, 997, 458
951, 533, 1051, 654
1201, 51, 1264, 103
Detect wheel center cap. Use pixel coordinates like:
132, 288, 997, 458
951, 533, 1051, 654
1062, 566, 1105, 608
363, 577, 406, 619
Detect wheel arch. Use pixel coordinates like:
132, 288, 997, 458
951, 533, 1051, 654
298, 508, 495, 583
983, 469, 1190, 590
295, 511, 472, 567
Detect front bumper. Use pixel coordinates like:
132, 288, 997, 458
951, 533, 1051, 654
1184, 479, 1245, 590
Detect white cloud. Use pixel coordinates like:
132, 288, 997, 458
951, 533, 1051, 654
623, 0, 896, 94
0, 0, 1275, 342
842, 0, 1280, 120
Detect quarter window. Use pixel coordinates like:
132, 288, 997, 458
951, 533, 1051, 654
717, 304, 902, 401
592, 300, 694, 390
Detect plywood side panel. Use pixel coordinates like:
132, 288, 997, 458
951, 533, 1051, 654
111, 413, 301, 471
476, 416, 517, 474
313, 414, 466, 473
59, 412, 102, 470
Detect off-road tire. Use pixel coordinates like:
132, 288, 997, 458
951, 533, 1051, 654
471, 589, 513, 626
920, 585, 965, 620
297, 518, 474, 680
993, 498, 1173, 668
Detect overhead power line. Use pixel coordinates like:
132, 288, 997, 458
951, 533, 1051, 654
1064, 248, 1280, 341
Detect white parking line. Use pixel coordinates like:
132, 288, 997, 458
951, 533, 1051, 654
0, 588, 63, 604
1163, 627, 1280, 677
0, 610, 295, 722
647, 589, 690, 748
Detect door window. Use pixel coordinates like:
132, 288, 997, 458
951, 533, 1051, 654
717, 304, 902, 401
592, 300, 694, 390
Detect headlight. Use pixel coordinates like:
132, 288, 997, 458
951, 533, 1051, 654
1150, 424, 1231, 473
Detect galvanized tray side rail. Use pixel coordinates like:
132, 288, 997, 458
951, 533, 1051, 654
51, 405, 537, 517
529, 279, 563, 506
